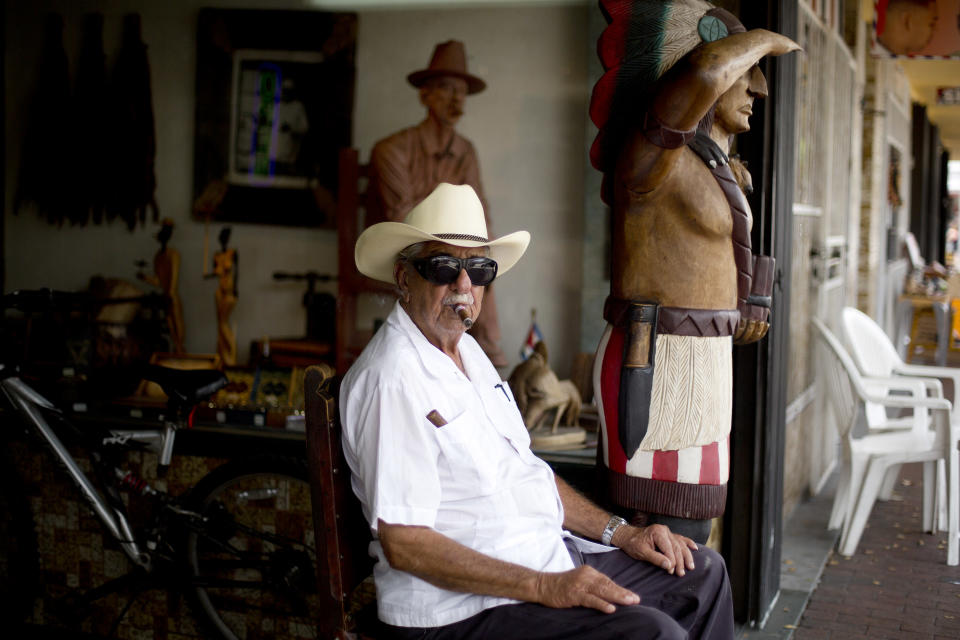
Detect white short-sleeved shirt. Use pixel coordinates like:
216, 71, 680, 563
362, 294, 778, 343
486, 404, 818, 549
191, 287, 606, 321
340, 303, 597, 627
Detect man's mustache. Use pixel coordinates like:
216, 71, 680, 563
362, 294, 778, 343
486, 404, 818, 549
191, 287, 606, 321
443, 293, 474, 306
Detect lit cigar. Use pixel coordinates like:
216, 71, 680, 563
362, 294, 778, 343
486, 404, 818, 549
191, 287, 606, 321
455, 305, 473, 329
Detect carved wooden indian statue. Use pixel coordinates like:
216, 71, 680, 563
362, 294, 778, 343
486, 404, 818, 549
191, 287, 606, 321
589, 0, 799, 543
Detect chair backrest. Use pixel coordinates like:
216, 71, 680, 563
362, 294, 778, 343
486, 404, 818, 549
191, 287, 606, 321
812, 318, 861, 440
841, 306, 909, 428
304, 364, 375, 639
841, 306, 902, 378
336, 149, 395, 375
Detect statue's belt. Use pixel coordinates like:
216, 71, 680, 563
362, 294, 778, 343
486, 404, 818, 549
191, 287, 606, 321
603, 298, 739, 337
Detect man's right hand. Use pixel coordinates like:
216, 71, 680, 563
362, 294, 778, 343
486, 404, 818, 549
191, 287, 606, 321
534, 565, 640, 614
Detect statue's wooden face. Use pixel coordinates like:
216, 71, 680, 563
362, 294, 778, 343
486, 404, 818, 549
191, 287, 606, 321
714, 65, 767, 137
420, 77, 469, 128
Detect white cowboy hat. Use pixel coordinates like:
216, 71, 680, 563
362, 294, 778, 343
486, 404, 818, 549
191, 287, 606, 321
355, 183, 530, 284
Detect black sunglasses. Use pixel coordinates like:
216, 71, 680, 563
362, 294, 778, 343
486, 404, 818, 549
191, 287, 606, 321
411, 255, 499, 287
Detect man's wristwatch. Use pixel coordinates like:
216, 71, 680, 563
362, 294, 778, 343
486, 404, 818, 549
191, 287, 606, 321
601, 515, 627, 546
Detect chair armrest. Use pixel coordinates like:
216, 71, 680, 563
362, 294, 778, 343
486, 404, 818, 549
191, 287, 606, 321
861, 375, 951, 409
894, 363, 960, 397
868, 394, 952, 411
862, 375, 938, 398
892, 374, 944, 398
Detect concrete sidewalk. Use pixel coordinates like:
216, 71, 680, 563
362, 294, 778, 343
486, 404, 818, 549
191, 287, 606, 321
793, 462, 960, 639
740, 461, 960, 639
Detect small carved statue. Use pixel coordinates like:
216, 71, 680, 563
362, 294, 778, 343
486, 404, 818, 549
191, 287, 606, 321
589, 0, 799, 542
365, 40, 508, 367
212, 227, 238, 366
509, 341, 584, 449
138, 218, 185, 354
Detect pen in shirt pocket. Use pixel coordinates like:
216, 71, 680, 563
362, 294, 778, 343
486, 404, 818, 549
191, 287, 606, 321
494, 382, 512, 402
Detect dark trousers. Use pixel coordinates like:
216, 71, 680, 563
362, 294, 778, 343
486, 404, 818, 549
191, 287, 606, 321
384, 544, 734, 640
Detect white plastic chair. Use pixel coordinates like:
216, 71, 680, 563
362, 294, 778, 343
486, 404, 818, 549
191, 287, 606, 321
817, 317, 933, 533
812, 318, 958, 565
842, 306, 957, 526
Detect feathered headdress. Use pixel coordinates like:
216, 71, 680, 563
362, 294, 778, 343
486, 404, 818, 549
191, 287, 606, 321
589, 0, 744, 175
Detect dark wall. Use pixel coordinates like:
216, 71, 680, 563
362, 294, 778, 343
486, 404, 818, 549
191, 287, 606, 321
910, 103, 946, 264
2, 6, 5, 290
723, 0, 797, 627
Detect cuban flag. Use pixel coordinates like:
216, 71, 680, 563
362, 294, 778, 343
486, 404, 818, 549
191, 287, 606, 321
520, 319, 543, 361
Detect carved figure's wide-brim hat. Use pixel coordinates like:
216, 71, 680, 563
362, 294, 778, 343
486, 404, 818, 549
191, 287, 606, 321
355, 183, 529, 284
407, 40, 486, 95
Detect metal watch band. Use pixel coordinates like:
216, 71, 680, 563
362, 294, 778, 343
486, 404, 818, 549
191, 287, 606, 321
601, 515, 627, 546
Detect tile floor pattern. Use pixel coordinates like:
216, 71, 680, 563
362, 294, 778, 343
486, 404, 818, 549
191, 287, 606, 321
792, 462, 960, 640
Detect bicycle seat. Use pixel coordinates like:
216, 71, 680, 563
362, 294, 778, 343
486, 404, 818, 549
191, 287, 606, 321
142, 365, 228, 408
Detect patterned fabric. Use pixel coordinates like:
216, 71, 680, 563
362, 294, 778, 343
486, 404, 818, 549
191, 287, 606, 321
593, 324, 731, 485
643, 334, 732, 450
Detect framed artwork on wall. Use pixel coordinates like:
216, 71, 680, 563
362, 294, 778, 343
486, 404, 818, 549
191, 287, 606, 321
193, 9, 356, 227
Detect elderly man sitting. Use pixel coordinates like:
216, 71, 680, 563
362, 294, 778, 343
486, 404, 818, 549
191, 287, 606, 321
339, 183, 734, 639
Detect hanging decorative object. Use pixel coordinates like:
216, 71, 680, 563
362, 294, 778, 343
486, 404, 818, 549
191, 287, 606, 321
107, 13, 159, 229
14, 13, 72, 224
71, 12, 110, 225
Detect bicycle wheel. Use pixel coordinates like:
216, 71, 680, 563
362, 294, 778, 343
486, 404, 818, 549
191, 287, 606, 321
183, 455, 318, 640
0, 447, 39, 631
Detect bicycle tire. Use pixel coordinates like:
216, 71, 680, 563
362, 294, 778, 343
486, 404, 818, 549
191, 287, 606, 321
0, 446, 39, 631
182, 455, 319, 640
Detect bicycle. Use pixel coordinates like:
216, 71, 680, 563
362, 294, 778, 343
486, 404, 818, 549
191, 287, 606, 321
0, 289, 320, 640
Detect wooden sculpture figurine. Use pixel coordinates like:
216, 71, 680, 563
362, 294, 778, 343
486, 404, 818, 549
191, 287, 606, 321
138, 218, 185, 353
589, 0, 799, 543
508, 341, 585, 449
365, 40, 508, 367
212, 227, 238, 366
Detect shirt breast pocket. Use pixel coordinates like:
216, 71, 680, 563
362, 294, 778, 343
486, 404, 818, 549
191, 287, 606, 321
431, 411, 498, 495
480, 384, 531, 451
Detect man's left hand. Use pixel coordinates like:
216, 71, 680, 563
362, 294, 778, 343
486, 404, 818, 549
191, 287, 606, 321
614, 524, 698, 576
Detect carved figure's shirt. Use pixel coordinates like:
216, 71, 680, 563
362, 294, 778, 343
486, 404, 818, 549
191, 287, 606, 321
366, 121, 487, 226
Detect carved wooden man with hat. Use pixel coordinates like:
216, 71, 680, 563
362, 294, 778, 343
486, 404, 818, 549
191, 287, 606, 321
589, 0, 799, 544
366, 40, 509, 367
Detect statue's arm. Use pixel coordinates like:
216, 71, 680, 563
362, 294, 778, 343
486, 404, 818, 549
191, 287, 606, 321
622, 29, 800, 193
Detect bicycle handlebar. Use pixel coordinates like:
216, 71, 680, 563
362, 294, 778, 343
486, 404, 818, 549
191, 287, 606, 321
3, 288, 167, 313
272, 271, 335, 282
3, 288, 89, 312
